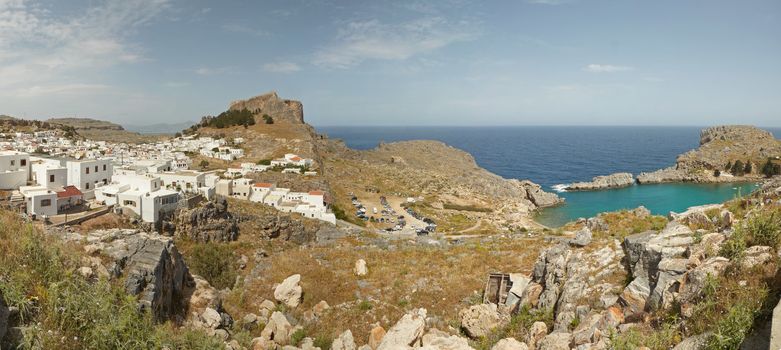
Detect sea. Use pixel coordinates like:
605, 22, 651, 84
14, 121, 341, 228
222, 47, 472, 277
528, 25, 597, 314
318, 126, 780, 227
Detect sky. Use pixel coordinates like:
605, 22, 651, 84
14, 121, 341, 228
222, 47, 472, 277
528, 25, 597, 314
1, 0, 780, 127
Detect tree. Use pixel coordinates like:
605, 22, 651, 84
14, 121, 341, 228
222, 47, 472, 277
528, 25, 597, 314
174, 132, 182, 138
763, 158, 781, 178
731, 160, 745, 176
199, 160, 209, 169
713, 169, 721, 177
744, 160, 752, 174
725, 161, 733, 171
262, 114, 274, 124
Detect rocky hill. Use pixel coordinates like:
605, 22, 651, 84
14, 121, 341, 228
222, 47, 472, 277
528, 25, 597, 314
229, 92, 305, 124
639, 125, 781, 184
47, 117, 164, 143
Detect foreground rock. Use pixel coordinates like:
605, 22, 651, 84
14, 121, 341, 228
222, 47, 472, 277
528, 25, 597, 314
377, 308, 427, 350
459, 303, 503, 338
566, 172, 635, 191
86, 229, 191, 321
274, 274, 303, 308
171, 197, 239, 242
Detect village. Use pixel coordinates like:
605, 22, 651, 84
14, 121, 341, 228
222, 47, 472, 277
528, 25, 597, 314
0, 129, 336, 226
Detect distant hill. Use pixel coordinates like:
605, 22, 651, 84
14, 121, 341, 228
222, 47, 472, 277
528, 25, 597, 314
46, 117, 165, 143
124, 122, 195, 135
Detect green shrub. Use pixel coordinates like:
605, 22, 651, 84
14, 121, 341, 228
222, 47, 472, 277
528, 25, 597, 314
290, 329, 307, 346
745, 210, 781, 248
357, 300, 373, 311
719, 228, 747, 262
186, 243, 237, 290
706, 303, 758, 349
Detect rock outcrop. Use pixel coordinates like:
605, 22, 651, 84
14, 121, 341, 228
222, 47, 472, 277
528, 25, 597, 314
377, 308, 427, 350
566, 172, 635, 191
459, 303, 503, 338
639, 125, 780, 184
172, 197, 239, 242
85, 229, 192, 321
274, 274, 303, 308
229, 91, 305, 124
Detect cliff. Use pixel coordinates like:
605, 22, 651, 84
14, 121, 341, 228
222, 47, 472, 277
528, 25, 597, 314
229, 91, 305, 124
639, 125, 781, 184
47, 117, 125, 131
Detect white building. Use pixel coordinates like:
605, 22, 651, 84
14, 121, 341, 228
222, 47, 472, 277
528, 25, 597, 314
66, 159, 113, 197
158, 171, 205, 193
19, 185, 57, 217
30, 157, 67, 189
100, 173, 180, 223
0, 151, 30, 189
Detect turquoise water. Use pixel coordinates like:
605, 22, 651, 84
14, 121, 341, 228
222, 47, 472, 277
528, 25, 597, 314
535, 182, 759, 227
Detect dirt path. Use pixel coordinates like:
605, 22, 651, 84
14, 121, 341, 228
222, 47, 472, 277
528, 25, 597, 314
457, 219, 483, 234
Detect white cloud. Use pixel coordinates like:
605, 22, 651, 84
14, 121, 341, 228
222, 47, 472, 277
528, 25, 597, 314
584, 64, 634, 73
194, 66, 233, 76
262, 62, 301, 73
0, 0, 170, 96
222, 23, 268, 37
313, 16, 477, 69
13, 84, 110, 98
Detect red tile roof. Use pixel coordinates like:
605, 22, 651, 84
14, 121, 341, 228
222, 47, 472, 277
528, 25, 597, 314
308, 190, 324, 195
254, 182, 274, 188
57, 185, 83, 198
290, 156, 302, 161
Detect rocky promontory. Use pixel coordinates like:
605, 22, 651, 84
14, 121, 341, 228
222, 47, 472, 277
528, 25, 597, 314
565, 172, 635, 191
639, 125, 780, 184
229, 91, 305, 124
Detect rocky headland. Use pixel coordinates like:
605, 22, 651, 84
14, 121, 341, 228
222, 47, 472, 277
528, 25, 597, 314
565, 172, 635, 191
638, 125, 780, 184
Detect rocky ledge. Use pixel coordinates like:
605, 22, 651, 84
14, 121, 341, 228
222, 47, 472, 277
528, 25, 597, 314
565, 172, 635, 191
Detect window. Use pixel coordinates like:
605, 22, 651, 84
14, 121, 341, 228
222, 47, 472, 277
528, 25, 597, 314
41, 199, 51, 207
85, 182, 90, 189
49, 174, 54, 183
85, 167, 89, 174
123, 200, 136, 206
20, 159, 26, 166
94, 166, 98, 172
103, 179, 107, 185
10, 160, 14, 166
103, 164, 106, 171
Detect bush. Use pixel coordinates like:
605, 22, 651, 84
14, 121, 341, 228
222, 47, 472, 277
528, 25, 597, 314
208, 109, 256, 129
707, 303, 758, 349
187, 243, 237, 289
719, 227, 747, 262
262, 114, 274, 124
731, 160, 745, 176
745, 210, 781, 248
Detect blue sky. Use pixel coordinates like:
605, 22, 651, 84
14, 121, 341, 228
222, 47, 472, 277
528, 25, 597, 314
1, 0, 779, 127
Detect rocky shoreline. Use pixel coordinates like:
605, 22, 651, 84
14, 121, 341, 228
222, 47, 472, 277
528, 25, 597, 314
564, 172, 635, 191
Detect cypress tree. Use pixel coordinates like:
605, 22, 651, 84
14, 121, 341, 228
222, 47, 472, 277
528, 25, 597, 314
731, 160, 745, 176
744, 160, 752, 174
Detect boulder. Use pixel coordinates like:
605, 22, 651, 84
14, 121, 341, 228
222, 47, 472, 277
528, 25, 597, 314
260, 311, 293, 346
274, 274, 303, 308
526, 322, 548, 349
678, 257, 729, 318
354, 259, 368, 276
519, 282, 542, 308
459, 303, 502, 338
491, 338, 528, 350
95, 230, 191, 321
171, 197, 239, 242
201, 308, 223, 329
569, 227, 593, 247
719, 210, 734, 228
537, 332, 571, 350
672, 332, 711, 350
332, 330, 356, 350
421, 329, 473, 350
377, 309, 427, 350
586, 217, 609, 232
742, 245, 774, 269
242, 313, 260, 331
369, 326, 386, 350
770, 298, 781, 350
313, 300, 330, 317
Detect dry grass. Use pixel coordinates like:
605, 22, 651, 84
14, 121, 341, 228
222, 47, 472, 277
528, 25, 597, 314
596, 210, 668, 240
76, 212, 134, 232
220, 234, 550, 343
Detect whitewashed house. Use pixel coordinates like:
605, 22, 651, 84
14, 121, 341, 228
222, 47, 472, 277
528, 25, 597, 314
0, 151, 30, 189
